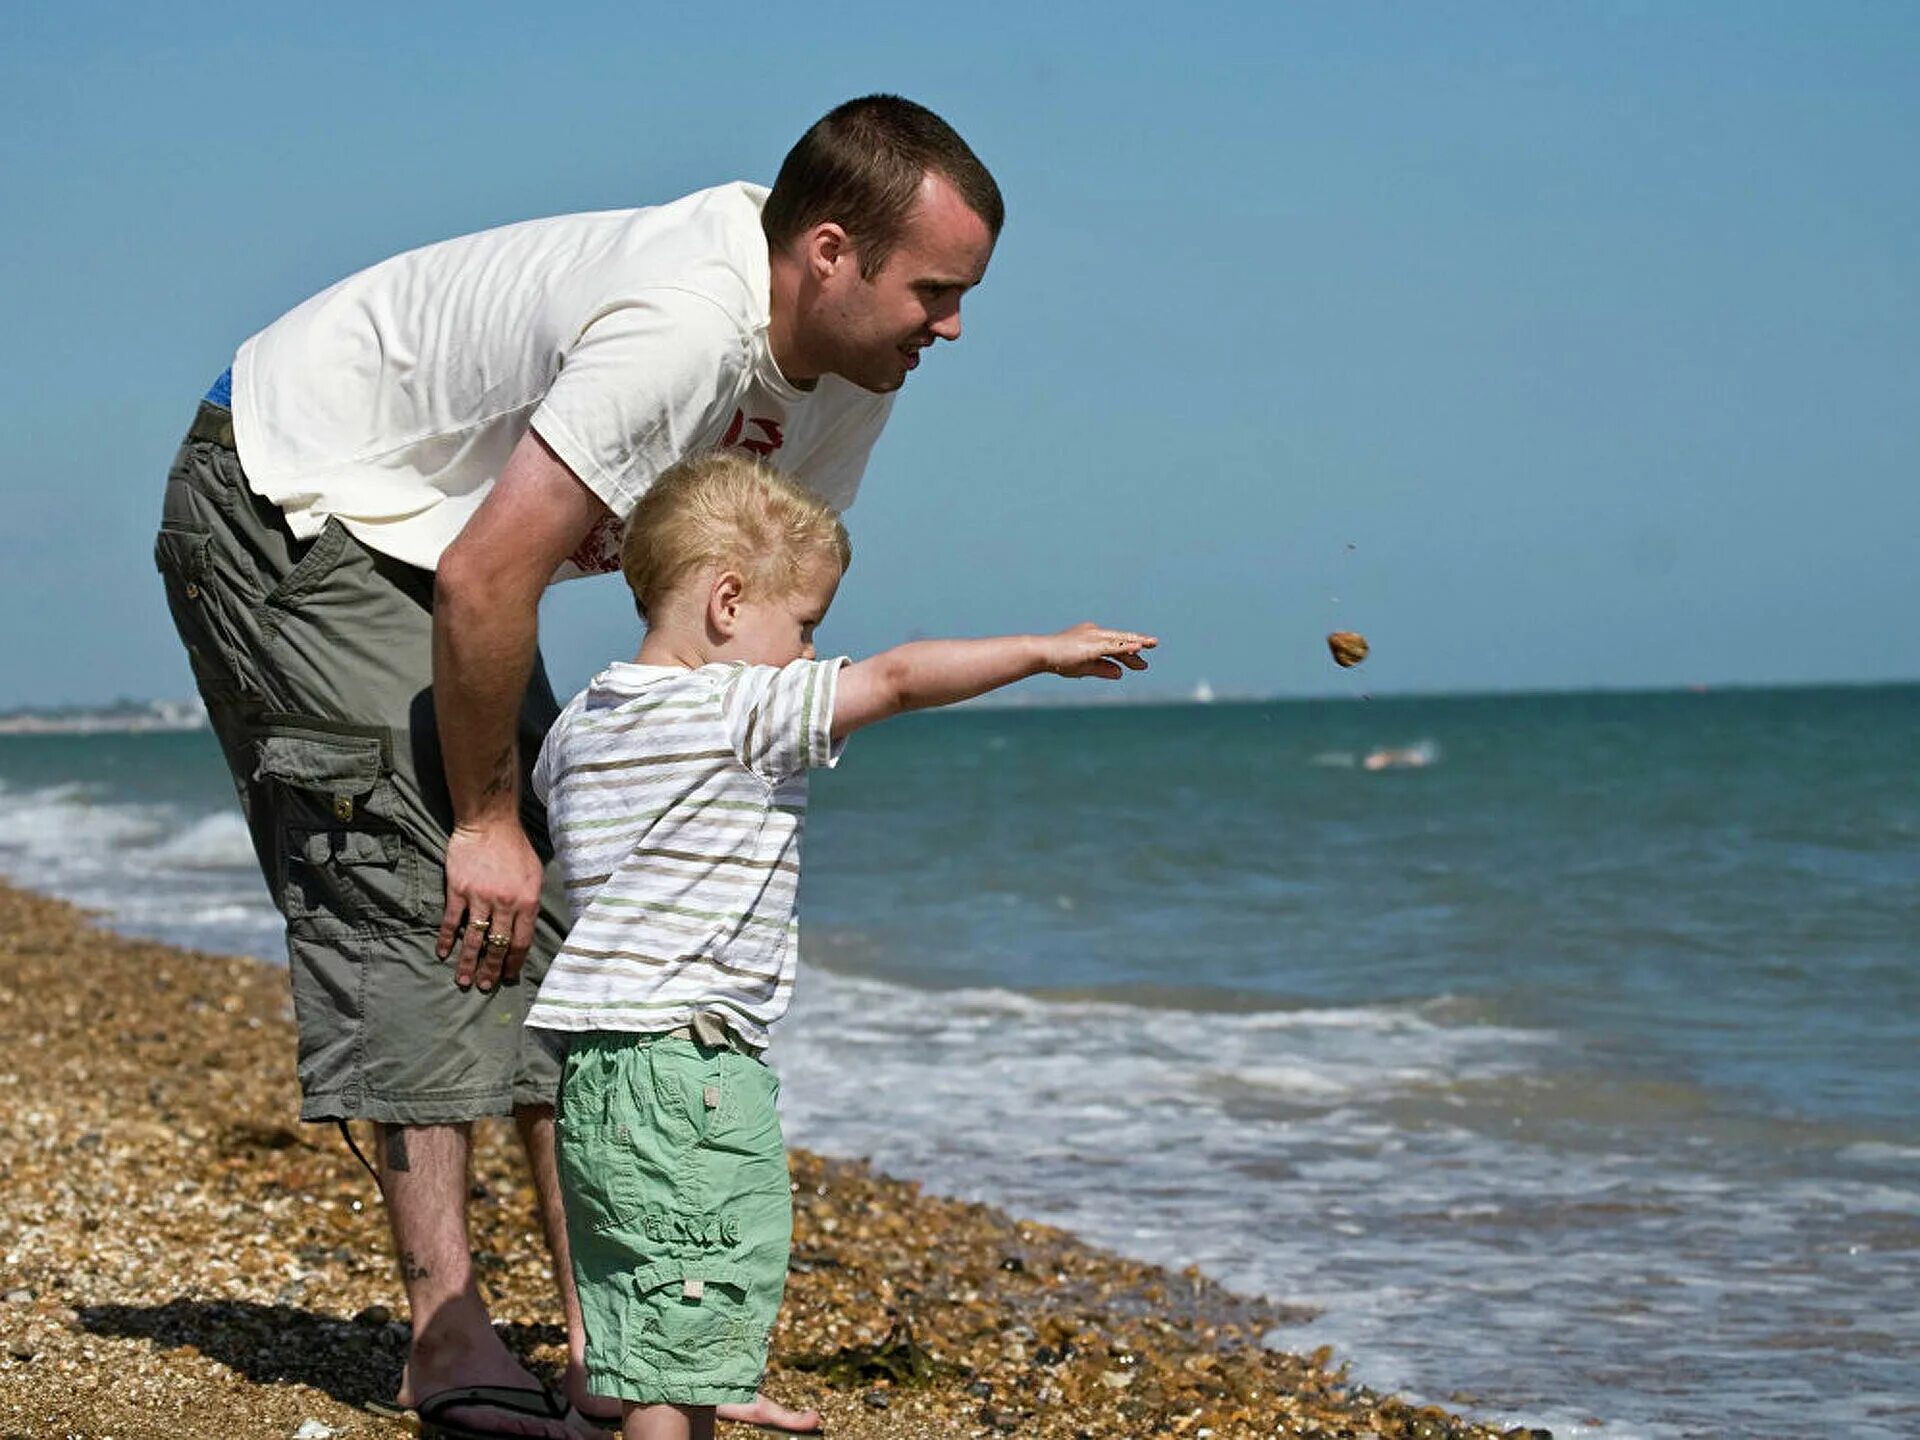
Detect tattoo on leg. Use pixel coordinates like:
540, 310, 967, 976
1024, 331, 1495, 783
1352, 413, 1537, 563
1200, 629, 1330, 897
381, 1125, 411, 1173
400, 1249, 432, 1282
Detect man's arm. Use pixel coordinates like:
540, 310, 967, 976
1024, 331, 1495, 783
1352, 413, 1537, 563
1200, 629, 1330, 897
832, 623, 1155, 739
433, 428, 610, 990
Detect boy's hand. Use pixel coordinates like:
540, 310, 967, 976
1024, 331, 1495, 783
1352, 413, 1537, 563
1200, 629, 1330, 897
1042, 623, 1157, 679
834, 624, 1158, 737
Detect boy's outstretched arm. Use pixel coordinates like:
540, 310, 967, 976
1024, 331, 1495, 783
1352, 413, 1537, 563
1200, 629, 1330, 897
832, 622, 1156, 738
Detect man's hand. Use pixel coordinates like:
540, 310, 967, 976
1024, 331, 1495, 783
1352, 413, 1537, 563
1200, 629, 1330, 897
1040, 622, 1156, 679
437, 819, 545, 989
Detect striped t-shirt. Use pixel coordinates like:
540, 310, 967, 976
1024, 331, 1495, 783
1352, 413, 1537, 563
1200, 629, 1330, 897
524, 657, 845, 1048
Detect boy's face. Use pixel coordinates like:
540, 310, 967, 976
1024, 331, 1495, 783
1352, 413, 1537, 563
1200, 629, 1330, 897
731, 558, 843, 667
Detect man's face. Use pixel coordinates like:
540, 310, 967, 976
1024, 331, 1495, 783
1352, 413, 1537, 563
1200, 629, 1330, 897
812, 173, 996, 393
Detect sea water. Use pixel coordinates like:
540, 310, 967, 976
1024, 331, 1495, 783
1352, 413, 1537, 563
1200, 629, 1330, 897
3, 685, 1916, 1439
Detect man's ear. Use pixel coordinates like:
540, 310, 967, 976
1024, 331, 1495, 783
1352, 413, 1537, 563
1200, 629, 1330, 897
805, 221, 852, 283
708, 570, 747, 637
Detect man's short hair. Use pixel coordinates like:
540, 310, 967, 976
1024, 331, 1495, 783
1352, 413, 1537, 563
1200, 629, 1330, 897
763, 94, 1004, 279
621, 454, 852, 622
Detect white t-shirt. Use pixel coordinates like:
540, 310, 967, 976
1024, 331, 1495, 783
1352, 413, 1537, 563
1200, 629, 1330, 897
230, 183, 891, 580
525, 657, 846, 1048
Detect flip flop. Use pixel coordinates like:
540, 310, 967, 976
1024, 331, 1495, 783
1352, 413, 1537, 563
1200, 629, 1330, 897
365, 1384, 587, 1439
366, 1385, 823, 1436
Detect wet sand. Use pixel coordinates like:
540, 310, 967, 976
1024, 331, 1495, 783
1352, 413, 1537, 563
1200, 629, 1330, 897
0, 882, 1537, 1439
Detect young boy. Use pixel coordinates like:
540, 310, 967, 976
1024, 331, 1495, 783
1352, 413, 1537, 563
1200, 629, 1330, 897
526, 453, 1153, 1440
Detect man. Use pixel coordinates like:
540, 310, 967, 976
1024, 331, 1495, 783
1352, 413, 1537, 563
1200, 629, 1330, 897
155, 95, 1000, 1440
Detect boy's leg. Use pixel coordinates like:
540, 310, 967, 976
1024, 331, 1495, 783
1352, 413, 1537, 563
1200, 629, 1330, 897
624, 1404, 715, 1440
557, 1038, 790, 1433
520, 1102, 628, 1425
517, 1104, 818, 1434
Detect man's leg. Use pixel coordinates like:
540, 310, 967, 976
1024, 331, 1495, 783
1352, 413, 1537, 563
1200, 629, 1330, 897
382, 1122, 584, 1439
155, 416, 594, 1440
514, 1107, 821, 1435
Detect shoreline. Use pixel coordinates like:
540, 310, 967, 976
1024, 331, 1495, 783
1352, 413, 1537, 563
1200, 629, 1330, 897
0, 881, 1538, 1439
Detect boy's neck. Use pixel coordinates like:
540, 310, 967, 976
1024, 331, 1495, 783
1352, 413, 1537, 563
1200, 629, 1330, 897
633, 625, 709, 670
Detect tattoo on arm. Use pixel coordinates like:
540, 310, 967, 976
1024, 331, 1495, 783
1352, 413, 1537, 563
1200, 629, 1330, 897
400, 1249, 432, 1282
380, 1125, 411, 1173
479, 742, 518, 800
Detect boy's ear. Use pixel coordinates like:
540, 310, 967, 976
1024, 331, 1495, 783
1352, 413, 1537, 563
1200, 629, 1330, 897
708, 570, 747, 637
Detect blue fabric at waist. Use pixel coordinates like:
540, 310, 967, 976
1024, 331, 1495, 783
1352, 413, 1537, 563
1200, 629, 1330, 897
205, 368, 232, 408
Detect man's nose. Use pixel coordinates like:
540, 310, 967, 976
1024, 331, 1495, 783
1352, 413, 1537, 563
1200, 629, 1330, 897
931, 305, 962, 342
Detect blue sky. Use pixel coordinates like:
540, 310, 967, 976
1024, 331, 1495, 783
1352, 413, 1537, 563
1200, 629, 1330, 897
2, 2, 1915, 706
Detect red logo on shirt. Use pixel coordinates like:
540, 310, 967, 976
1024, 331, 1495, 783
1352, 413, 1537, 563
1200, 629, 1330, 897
566, 512, 625, 575
722, 409, 785, 458
557, 409, 787, 578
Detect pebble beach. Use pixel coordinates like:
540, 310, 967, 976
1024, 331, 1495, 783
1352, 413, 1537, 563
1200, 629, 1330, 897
0, 881, 1535, 1440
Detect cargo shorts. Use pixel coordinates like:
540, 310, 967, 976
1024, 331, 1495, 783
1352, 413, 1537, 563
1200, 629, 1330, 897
556, 1033, 791, 1406
153, 399, 568, 1124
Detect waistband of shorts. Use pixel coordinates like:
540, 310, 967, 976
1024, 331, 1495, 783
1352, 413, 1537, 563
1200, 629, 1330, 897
662, 1021, 763, 1058
188, 399, 236, 451
564, 1025, 767, 1066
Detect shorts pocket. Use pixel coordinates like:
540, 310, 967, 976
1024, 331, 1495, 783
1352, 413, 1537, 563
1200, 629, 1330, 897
264, 518, 355, 611
557, 1042, 701, 1237
627, 1259, 759, 1379
252, 720, 422, 930
558, 1118, 696, 1240
154, 522, 255, 700
694, 1059, 783, 1163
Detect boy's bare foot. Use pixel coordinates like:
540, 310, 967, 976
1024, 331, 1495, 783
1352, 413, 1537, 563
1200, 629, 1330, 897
716, 1395, 823, 1433
564, 1364, 816, 1436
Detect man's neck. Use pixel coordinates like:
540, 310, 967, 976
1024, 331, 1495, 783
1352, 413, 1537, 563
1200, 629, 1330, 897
765, 245, 821, 391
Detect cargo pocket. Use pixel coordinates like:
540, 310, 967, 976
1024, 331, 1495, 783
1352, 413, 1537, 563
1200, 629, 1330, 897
559, 1044, 704, 1238
253, 722, 421, 932
154, 522, 255, 701
628, 1259, 758, 1382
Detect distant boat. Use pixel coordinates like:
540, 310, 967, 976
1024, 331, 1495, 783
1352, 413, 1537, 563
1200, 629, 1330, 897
1363, 740, 1440, 772
1192, 679, 1216, 704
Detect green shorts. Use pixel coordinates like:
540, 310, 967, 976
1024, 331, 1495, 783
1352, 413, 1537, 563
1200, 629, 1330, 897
555, 1033, 791, 1406
154, 401, 569, 1124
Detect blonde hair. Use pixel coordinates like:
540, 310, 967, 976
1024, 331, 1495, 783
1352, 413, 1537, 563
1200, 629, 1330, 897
620, 454, 852, 622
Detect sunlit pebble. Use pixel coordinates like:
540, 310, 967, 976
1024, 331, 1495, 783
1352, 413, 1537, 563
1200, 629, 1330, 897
1327, 631, 1370, 668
